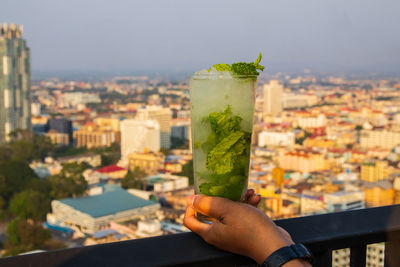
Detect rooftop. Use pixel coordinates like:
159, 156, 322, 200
97, 165, 126, 173
2, 205, 399, 267
57, 187, 157, 218
92, 229, 118, 239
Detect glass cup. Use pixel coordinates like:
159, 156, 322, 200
190, 72, 257, 222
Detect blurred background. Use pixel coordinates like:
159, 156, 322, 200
0, 1, 400, 265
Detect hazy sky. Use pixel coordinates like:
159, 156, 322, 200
2, 0, 400, 73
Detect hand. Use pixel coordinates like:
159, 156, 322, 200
184, 190, 311, 267
243, 188, 261, 207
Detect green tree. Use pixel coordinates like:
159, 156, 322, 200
121, 167, 147, 189
178, 160, 194, 185
48, 162, 89, 199
53, 143, 121, 166
9, 140, 36, 163
9, 190, 51, 221
5, 218, 51, 256
159, 148, 172, 156
8, 129, 54, 162
0, 145, 13, 162
355, 125, 363, 144
98, 143, 121, 167
53, 146, 88, 158
6, 218, 20, 246
295, 130, 312, 145
27, 178, 52, 196
61, 162, 91, 176
18, 220, 51, 248
0, 161, 39, 206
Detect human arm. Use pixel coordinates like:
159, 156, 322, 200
183, 193, 311, 266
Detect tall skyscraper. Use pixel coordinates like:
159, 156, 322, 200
120, 119, 160, 160
47, 117, 73, 144
0, 23, 31, 143
137, 106, 172, 149
263, 80, 283, 116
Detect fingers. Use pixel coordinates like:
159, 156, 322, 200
244, 189, 261, 207
248, 194, 261, 207
245, 188, 255, 200
183, 204, 210, 236
189, 195, 235, 220
184, 196, 229, 246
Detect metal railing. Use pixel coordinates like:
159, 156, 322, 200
1, 205, 400, 267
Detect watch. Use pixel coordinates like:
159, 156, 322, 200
262, 243, 313, 267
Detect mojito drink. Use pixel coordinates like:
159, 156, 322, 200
190, 54, 263, 206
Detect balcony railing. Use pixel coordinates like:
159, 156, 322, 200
1, 205, 400, 267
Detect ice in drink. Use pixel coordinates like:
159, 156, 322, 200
190, 73, 256, 202
190, 54, 263, 205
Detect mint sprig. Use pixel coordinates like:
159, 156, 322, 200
197, 106, 251, 201
254, 53, 264, 71
208, 53, 264, 76
209, 63, 231, 72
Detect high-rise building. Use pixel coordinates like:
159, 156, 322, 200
360, 130, 400, 150
46, 130, 70, 146
263, 80, 283, 116
361, 160, 393, 182
128, 152, 165, 175
258, 131, 295, 147
0, 23, 31, 143
47, 117, 73, 143
272, 166, 284, 188
348, 107, 387, 127
74, 118, 121, 149
171, 118, 191, 149
281, 93, 318, 109
74, 122, 120, 149
31, 102, 41, 117
324, 191, 365, 213
279, 149, 328, 173
171, 119, 190, 141
137, 106, 172, 149
363, 180, 394, 207
94, 118, 120, 132
120, 119, 160, 160
296, 113, 327, 129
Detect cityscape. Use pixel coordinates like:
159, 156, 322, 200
1, 17, 400, 266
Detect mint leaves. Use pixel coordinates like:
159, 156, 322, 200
208, 53, 265, 76
209, 63, 231, 72
208, 106, 242, 141
198, 172, 246, 201
196, 106, 251, 201
206, 131, 246, 174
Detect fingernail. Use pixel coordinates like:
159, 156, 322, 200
191, 195, 198, 207
186, 195, 194, 206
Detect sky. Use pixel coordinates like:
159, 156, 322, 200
1, 0, 400, 74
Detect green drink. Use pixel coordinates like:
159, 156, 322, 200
190, 54, 263, 221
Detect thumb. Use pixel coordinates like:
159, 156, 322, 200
190, 195, 236, 221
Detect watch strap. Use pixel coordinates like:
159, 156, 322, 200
262, 243, 312, 267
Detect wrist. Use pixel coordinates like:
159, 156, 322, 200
251, 233, 294, 264
261, 244, 313, 267
282, 259, 312, 267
